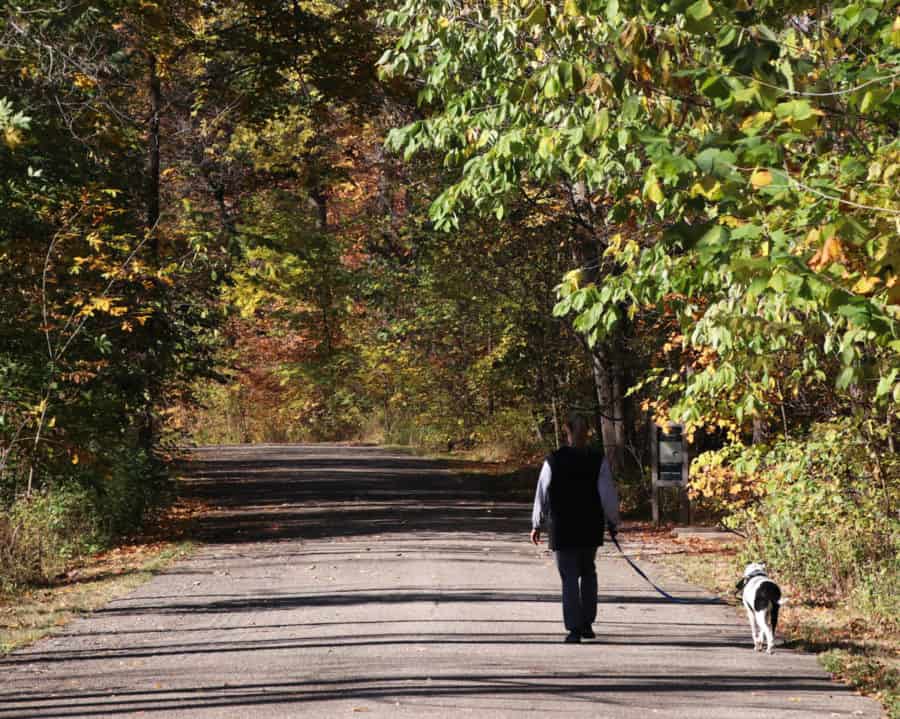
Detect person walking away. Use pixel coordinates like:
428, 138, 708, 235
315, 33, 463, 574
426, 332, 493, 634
530, 413, 620, 643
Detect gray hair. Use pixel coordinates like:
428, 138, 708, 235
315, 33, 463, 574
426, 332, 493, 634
564, 412, 588, 434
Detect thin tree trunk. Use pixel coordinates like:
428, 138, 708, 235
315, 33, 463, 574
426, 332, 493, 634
590, 344, 625, 475
551, 390, 561, 449
147, 54, 161, 255
612, 351, 627, 463
140, 55, 162, 455
486, 328, 494, 417
308, 182, 334, 356
752, 418, 767, 444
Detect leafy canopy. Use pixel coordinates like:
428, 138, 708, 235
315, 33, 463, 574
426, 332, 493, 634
380, 0, 900, 428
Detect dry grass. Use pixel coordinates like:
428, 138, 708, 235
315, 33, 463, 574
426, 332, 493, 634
0, 541, 194, 654
0, 496, 206, 656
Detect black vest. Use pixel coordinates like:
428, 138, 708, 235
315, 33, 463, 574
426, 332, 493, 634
547, 447, 605, 550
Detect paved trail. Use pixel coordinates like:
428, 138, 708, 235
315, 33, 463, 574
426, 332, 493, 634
0, 445, 881, 718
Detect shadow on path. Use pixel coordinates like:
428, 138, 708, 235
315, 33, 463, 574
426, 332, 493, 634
179, 445, 533, 543
0, 670, 837, 719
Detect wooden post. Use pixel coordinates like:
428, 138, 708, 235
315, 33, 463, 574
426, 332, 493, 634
650, 424, 660, 525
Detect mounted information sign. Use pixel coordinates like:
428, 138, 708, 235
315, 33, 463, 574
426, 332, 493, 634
651, 424, 690, 524
656, 426, 687, 486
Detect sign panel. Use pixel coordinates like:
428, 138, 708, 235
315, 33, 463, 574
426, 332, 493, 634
652, 425, 688, 487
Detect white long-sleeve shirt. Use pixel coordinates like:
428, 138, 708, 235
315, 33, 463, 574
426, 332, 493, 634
532, 455, 620, 531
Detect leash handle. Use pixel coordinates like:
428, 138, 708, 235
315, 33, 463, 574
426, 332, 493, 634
611, 535, 684, 603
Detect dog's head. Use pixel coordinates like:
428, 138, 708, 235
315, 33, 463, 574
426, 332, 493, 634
736, 562, 768, 591
743, 562, 767, 579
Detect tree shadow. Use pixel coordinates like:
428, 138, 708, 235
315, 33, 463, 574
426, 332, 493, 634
177, 445, 535, 543
0, 670, 844, 718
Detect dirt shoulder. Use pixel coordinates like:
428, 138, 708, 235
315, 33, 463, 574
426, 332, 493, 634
0, 497, 204, 654
641, 525, 899, 719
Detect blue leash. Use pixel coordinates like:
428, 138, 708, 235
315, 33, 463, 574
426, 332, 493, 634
611, 535, 686, 603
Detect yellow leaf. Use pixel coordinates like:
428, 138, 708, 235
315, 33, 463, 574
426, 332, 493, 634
73, 73, 96, 90
690, 177, 722, 200
563, 269, 587, 288
3, 127, 23, 149
646, 180, 664, 204
740, 111, 772, 134
750, 169, 773, 188
852, 276, 881, 295
72, 454, 79, 465
718, 215, 745, 228
808, 235, 845, 271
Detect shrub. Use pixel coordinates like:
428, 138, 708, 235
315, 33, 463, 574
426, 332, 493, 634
471, 406, 545, 459
0, 485, 101, 590
710, 420, 898, 628
688, 443, 767, 519
0, 444, 169, 592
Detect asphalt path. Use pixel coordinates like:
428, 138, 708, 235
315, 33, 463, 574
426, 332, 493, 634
0, 444, 882, 718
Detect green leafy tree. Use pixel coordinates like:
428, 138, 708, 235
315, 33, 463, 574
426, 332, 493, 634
380, 0, 900, 444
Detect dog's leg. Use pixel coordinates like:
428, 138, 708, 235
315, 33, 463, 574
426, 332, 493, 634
745, 606, 761, 651
762, 608, 775, 654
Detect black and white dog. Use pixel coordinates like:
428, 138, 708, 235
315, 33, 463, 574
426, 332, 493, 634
736, 562, 784, 654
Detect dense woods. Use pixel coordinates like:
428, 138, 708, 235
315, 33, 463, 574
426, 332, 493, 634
0, 0, 898, 634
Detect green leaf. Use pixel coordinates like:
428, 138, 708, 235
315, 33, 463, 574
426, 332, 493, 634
544, 73, 561, 98
685, 0, 715, 33
525, 3, 547, 27
835, 366, 856, 391
585, 109, 610, 141
606, 0, 620, 25
747, 277, 768, 298
695, 148, 736, 176
686, 0, 714, 21
563, 0, 581, 17
553, 295, 573, 317
875, 370, 897, 399
558, 62, 574, 91
860, 90, 874, 114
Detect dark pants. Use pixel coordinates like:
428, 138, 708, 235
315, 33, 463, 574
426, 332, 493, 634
554, 546, 598, 632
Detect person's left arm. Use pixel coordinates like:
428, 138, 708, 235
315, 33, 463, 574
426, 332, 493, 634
597, 457, 620, 537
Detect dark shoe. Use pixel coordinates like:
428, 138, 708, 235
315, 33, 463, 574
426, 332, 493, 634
564, 631, 581, 644
581, 626, 595, 639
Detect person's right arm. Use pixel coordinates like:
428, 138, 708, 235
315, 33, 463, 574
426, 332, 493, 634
597, 457, 620, 537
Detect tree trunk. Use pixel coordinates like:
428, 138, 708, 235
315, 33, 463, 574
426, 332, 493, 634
752, 417, 767, 444
140, 55, 162, 455
147, 54, 161, 255
590, 343, 625, 475
308, 182, 334, 356
486, 328, 494, 417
